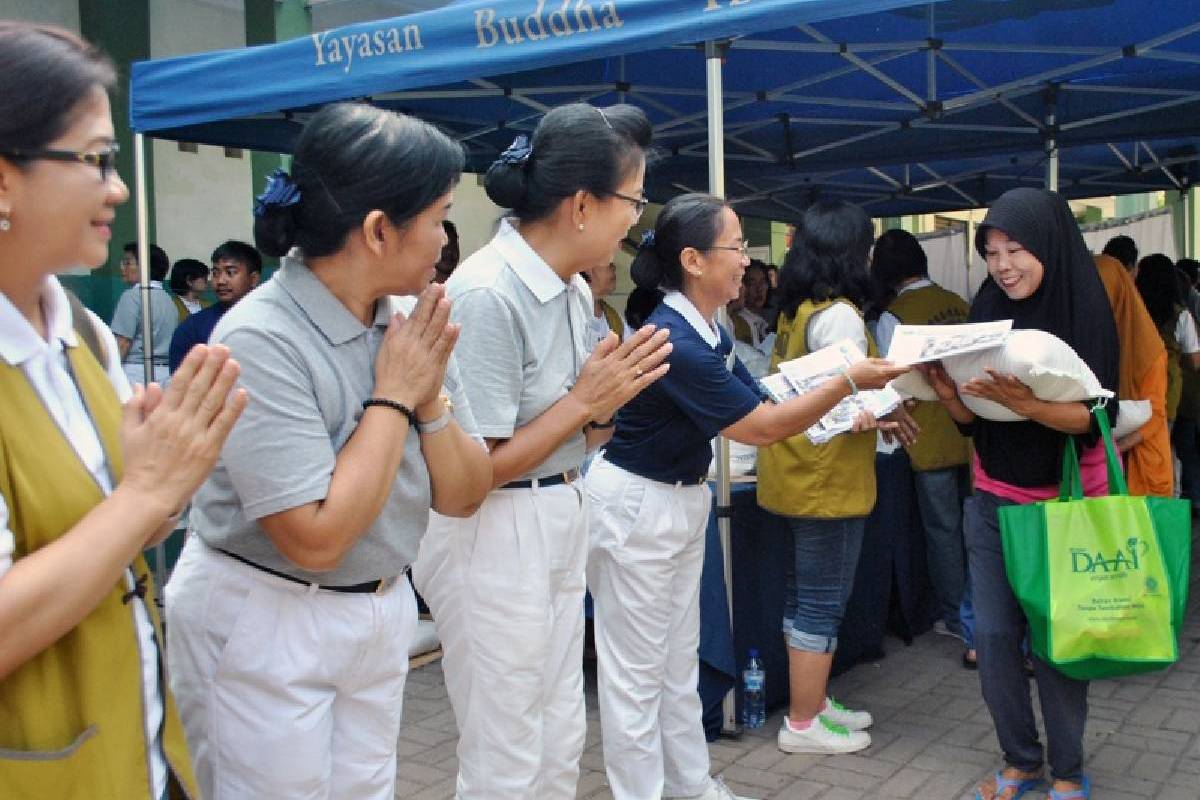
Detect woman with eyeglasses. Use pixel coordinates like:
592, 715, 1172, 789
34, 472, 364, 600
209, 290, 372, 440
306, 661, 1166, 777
586, 193, 908, 800
0, 22, 246, 799
412, 102, 672, 800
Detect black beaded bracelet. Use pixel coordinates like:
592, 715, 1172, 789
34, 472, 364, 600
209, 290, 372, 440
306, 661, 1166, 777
587, 419, 616, 430
362, 398, 420, 427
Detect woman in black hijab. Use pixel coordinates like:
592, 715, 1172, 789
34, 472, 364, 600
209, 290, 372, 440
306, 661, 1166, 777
922, 188, 1118, 800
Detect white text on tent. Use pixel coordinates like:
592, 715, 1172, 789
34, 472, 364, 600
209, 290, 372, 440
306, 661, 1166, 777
475, 1, 624, 49
311, 26, 424, 74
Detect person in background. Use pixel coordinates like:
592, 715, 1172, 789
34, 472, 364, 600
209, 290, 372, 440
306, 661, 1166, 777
1177, 257, 1200, 326
729, 259, 770, 346
168, 257, 209, 318
413, 102, 672, 800
168, 240, 262, 372
1137, 253, 1200, 505
0, 21, 246, 799
433, 219, 459, 283
758, 200, 919, 756
922, 188, 1118, 800
1093, 252, 1171, 496
583, 260, 627, 348
587, 192, 908, 800
111, 240, 177, 387
1102, 234, 1138, 277
165, 102, 492, 800
871, 228, 974, 664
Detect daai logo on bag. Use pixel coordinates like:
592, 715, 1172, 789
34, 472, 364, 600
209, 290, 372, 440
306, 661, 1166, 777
1070, 537, 1149, 574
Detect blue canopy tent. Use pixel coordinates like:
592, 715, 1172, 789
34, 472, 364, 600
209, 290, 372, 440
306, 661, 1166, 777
128, 0, 1200, 731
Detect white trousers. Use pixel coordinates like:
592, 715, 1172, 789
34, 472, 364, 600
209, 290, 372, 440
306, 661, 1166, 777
412, 482, 588, 800
585, 457, 714, 800
122, 362, 170, 388
165, 537, 417, 800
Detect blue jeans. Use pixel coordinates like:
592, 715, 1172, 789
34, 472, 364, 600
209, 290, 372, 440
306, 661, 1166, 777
1172, 417, 1200, 507
912, 466, 969, 632
782, 516, 867, 654
964, 491, 1089, 783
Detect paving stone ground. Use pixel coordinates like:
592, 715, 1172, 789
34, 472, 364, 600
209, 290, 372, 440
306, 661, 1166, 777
395, 536, 1200, 800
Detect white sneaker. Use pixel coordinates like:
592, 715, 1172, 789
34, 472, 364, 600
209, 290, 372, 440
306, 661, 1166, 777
669, 775, 759, 800
703, 775, 758, 800
822, 696, 873, 730
777, 714, 871, 754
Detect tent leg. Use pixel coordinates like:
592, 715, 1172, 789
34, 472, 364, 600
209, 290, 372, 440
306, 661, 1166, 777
1044, 86, 1059, 192
706, 39, 740, 738
134, 133, 166, 588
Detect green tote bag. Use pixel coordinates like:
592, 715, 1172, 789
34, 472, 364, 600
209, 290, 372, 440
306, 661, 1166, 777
998, 405, 1191, 681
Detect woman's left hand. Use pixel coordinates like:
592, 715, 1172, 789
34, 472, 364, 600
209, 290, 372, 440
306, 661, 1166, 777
880, 405, 920, 446
960, 369, 1037, 414
851, 410, 879, 433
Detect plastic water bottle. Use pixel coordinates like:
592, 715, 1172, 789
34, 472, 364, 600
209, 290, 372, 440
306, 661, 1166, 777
742, 649, 765, 729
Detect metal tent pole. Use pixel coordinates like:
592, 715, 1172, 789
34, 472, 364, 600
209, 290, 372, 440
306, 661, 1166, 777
1044, 86, 1059, 191
134, 132, 166, 587
705, 39, 739, 737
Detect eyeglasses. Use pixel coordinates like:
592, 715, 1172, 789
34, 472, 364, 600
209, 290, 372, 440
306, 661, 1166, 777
0, 143, 121, 183
610, 190, 649, 219
708, 241, 750, 257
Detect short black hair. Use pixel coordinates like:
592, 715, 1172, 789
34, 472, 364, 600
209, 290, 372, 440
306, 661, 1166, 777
123, 241, 170, 282
628, 192, 727, 326
871, 228, 928, 292
0, 22, 115, 155
1177, 257, 1199, 284
777, 200, 874, 318
255, 102, 465, 259
442, 219, 458, 241
1102, 235, 1138, 270
169, 258, 208, 295
485, 103, 652, 223
211, 240, 262, 274
1134, 253, 1179, 329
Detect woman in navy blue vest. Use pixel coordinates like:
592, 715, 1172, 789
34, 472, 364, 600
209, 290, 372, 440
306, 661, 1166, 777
585, 193, 910, 800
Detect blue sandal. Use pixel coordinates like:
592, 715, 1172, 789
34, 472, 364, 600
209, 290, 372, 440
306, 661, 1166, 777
1048, 776, 1091, 799
974, 770, 1045, 800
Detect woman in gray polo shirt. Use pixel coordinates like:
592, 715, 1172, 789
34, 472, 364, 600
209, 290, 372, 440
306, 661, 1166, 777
413, 103, 672, 800
164, 103, 492, 800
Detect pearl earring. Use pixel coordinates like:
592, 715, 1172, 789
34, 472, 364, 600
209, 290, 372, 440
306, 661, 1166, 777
0, 213, 9, 232
578, 223, 585, 231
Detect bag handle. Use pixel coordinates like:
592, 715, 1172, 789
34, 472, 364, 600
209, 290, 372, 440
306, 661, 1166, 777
1059, 401, 1126, 501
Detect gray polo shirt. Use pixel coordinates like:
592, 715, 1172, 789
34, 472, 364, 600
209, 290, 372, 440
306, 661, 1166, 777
446, 219, 593, 480
110, 282, 178, 364
191, 261, 479, 584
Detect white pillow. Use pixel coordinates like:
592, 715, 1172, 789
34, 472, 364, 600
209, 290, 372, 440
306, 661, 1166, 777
943, 329, 1113, 422
1112, 399, 1152, 440
708, 438, 757, 479
890, 370, 940, 401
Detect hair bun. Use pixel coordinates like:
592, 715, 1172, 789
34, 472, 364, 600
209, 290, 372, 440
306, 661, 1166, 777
254, 203, 298, 258
483, 159, 530, 211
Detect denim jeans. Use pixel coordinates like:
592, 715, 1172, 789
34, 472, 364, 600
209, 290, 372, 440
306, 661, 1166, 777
782, 516, 867, 653
912, 466, 969, 631
963, 491, 1089, 783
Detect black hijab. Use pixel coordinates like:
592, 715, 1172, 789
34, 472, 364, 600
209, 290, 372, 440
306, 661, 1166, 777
967, 188, 1121, 487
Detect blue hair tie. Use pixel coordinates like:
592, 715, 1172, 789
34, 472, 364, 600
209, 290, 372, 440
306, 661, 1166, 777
495, 135, 533, 168
254, 168, 301, 218
639, 229, 657, 250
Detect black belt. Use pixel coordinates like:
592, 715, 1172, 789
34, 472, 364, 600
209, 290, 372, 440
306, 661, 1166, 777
501, 468, 580, 490
216, 548, 397, 594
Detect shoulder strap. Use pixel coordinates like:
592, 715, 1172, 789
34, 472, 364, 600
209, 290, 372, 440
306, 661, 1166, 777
64, 289, 109, 367
171, 294, 189, 322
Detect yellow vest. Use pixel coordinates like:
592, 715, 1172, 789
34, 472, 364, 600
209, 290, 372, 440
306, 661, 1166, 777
0, 344, 199, 799
887, 284, 971, 471
757, 299, 878, 518
598, 299, 625, 343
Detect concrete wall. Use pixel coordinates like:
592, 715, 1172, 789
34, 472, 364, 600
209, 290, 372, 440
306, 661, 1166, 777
148, 0, 255, 266
0, 0, 79, 30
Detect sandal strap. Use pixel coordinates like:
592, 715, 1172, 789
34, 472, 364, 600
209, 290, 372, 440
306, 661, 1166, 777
1048, 777, 1090, 800
988, 771, 1043, 798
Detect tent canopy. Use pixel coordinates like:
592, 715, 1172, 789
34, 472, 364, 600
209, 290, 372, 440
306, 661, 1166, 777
130, 0, 1200, 218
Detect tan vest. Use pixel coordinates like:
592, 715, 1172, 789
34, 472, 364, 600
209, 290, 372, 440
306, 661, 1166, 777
887, 284, 971, 471
1162, 308, 1184, 421
0, 344, 199, 799
757, 299, 878, 518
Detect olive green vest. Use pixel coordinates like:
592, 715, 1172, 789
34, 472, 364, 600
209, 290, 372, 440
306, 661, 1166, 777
598, 299, 625, 343
757, 299, 878, 518
0, 344, 199, 799
887, 284, 971, 471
